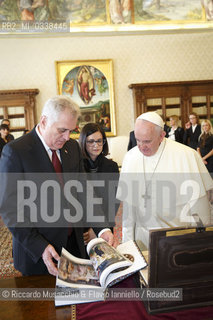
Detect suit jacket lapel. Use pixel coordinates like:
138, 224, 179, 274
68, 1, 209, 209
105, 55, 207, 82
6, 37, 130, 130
60, 145, 70, 172
29, 128, 55, 173
195, 125, 200, 135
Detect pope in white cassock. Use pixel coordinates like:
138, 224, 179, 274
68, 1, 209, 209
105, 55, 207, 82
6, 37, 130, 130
117, 112, 213, 250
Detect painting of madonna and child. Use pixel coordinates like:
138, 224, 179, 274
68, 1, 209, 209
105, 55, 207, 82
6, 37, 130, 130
56, 60, 116, 137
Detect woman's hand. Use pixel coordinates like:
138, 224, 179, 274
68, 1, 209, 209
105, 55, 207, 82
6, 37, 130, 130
185, 121, 191, 129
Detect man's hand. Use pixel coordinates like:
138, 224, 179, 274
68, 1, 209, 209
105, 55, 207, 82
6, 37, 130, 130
42, 244, 60, 276
100, 230, 119, 248
83, 228, 97, 245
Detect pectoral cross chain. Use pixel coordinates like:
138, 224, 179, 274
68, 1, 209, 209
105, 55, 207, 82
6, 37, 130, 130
142, 190, 151, 208
142, 139, 166, 209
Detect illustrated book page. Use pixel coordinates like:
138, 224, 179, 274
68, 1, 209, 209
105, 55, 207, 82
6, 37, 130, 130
55, 239, 147, 306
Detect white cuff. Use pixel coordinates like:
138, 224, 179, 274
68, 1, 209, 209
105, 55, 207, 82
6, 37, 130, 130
98, 228, 111, 238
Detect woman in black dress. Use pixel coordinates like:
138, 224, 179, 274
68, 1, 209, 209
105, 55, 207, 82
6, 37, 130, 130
79, 123, 119, 243
197, 119, 213, 176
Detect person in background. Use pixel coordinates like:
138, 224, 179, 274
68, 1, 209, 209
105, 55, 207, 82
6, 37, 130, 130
197, 119, 213, 177
0, 96, 115, 277
0, 124, 9, 156
79, 123, 119, 244
183, 112, 201, 150
166, 115, 184, 143
1, 119, 14, 142
127, 130, 137, 151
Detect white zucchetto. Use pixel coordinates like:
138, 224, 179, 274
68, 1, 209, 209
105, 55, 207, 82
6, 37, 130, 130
137, 111, 164, 129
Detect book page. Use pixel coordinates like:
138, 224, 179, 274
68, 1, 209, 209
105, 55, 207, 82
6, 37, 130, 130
104, 240, 147, 288
57, 248, 100, 289
139, 250, 148, 286
87, 238, 132, 287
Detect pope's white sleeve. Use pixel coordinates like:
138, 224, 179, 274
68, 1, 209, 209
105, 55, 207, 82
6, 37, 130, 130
189, 194, 211, 226
122, 200, 136, 243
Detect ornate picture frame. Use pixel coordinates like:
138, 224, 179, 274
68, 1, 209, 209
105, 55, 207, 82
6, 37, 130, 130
55, 59, 116, 138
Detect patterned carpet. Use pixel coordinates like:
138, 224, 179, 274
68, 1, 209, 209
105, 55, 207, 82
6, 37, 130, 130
113, 203, 122, 244
0, 225, 22, 279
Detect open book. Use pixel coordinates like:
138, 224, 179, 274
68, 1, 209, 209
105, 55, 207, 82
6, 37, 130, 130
55, 238, 147, 306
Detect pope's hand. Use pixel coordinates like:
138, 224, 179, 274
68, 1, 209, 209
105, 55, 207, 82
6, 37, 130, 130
100, 230, 119, 248
42, 244, 60, 276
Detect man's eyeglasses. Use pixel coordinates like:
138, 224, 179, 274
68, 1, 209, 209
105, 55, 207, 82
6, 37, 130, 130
86, 139, 106, 146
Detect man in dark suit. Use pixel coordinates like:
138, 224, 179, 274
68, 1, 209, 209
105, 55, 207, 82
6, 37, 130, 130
0, 96, 115, 276
183, 112, 201, 150
127, 130, 137, 151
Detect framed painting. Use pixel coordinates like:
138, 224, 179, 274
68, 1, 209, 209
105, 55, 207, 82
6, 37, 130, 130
55, 59, 116, 138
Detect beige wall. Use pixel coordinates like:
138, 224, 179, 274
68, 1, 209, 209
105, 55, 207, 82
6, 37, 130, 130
0, 31, 213, 165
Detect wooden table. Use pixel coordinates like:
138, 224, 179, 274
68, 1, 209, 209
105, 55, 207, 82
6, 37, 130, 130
0, 275, 75, 320
1, 275, 213, 320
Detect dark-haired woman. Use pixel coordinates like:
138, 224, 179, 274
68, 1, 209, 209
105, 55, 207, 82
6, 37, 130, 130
79, 123, 119, 173
79, 123, 119, 244
0, 124, 9, 157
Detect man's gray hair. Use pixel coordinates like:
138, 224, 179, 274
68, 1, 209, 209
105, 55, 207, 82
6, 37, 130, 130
42, 95, 81, 126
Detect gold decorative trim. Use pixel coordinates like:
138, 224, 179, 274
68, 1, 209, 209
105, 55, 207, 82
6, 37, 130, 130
0, 89, 39, 96
71, 304, 76, 320
166, 229, 196, 237
206, 227, 213, 232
